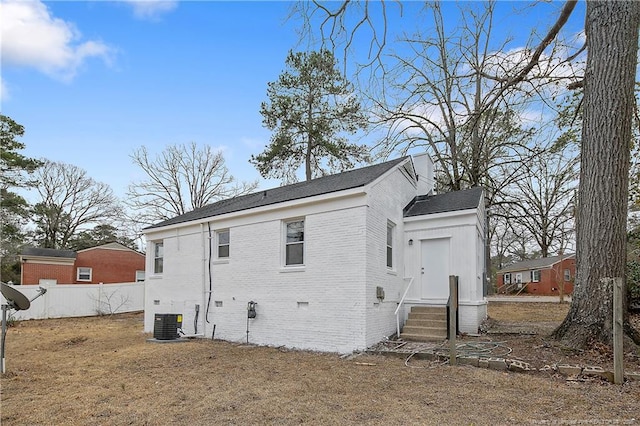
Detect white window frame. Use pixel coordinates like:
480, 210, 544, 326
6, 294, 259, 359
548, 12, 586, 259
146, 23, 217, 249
515, 273, 522, 284
153, 241, 164, 274
284, 219, 304, 266
532, 270, 541, 282
386, 221, 395, 269
77, 267, 92, 282
564, 269, 571, 282
217, 229, 230, 259
504, 273, 511, 285
135, 270, 145, 282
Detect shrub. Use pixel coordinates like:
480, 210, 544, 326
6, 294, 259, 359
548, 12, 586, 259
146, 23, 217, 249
628, 260, 640, 305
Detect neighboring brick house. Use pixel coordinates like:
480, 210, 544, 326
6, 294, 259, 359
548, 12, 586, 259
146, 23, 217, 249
496, 254, 575, 296
20, 243, 145, 285
143, 154, 488, 353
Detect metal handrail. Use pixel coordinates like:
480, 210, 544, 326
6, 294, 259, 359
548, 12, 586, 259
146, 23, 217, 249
395, 277, 414, 338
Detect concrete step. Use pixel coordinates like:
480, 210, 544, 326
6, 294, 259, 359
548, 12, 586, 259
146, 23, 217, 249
400, 305, 448, 342
400, 332, 446, 342
408, 312, 446, 321
401, 325, 448, 337
410, 306, 447, 315
404, 319, 447, 328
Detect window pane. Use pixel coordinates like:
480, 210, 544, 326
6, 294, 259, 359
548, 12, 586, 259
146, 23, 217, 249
78, 267, 91, 280
286, 242, 304, 265
287, 221, 304, 243
154, 258, 163, 274
218, 245, 229, 258
218, 231, 229, 245
564, 269, 571, 281
386, 222, 394, 268
154, 242, 164, 273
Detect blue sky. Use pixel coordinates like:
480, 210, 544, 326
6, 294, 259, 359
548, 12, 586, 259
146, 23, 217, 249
1, 0, 586, 201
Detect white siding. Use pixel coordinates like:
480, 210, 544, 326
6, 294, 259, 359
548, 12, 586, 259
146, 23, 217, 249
144, 224, 206, 335
144, 194, 373, 353
402, 207, 487, 334
143, 160, 487, 350
364, 166, 418, 346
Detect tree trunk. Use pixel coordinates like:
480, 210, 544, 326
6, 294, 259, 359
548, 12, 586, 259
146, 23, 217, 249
553, 1, 640, 347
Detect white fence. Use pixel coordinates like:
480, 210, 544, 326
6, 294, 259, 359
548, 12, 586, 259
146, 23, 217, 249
1, 282, 144, 321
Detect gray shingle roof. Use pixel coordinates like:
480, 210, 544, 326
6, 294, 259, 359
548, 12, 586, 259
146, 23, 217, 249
21, 247, 77, 259
403, 187, 483, 217
497, 254, 575, 273
145, 157, 409, 230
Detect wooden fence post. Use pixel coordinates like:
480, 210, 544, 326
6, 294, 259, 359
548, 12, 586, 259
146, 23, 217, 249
613, 277, 624, 385
449, 275, 457, 366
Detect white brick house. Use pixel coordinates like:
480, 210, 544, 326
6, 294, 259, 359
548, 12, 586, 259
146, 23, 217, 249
142, 154, 487, 353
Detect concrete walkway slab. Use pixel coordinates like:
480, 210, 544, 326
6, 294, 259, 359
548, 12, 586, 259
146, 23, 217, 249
487, 295, 572, 303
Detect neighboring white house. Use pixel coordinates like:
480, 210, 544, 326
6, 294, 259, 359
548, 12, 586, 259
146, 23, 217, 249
142, 154, 487, 354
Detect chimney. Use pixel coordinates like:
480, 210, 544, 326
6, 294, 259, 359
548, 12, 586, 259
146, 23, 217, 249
412, 153, 435, 196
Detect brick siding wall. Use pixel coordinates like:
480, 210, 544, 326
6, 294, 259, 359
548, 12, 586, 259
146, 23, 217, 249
22, 248, 145, 285
22, 262, 74, 285
75, 249, 145, 284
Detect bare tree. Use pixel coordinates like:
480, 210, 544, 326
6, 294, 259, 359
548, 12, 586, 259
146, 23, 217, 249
554, 1, 640, 347
32, 161, 122, 249
297, 0, 640, 348
127, 142, 258, 226
91, 288, 131, 317
505, 147, 578, 258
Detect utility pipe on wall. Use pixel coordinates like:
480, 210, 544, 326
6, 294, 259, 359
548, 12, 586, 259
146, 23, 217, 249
200, 223, 207, 338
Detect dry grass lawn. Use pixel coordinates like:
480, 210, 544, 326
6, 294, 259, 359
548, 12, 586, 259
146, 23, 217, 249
1, 303, 639, 425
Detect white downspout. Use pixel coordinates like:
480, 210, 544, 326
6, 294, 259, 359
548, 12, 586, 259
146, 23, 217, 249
200, 223, 207, 338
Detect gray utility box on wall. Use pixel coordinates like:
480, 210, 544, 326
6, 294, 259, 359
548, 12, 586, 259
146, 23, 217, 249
153, 313, 182, 340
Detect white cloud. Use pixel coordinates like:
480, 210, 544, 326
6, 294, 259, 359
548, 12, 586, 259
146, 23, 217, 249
0, 76, 8, 103
0, 0, 113, 81
122, 1, 178, 20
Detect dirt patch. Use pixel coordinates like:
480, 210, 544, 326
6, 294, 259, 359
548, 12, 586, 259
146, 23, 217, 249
482, 302, 640, 373
1, 305, 639, 425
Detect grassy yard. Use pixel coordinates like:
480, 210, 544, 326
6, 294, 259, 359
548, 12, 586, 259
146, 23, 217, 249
1, 304, 638, 425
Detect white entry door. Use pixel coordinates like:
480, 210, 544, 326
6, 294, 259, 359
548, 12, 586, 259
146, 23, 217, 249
421, 238, 450, 300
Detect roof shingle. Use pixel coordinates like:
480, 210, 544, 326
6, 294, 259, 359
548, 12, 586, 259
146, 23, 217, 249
497, 254, 575, 273
145, 157, 409, 230
21, 247, 77, 259
403, 187, 483, 217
